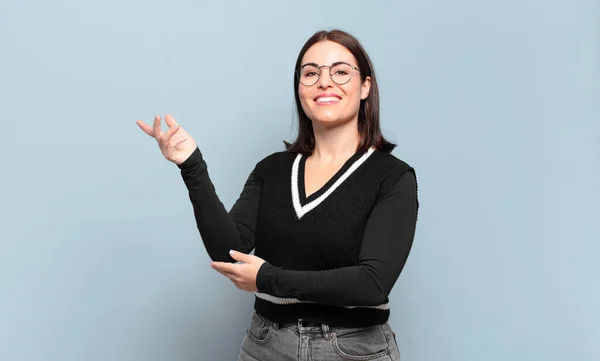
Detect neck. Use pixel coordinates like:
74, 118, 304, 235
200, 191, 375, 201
310, 118, 360, 162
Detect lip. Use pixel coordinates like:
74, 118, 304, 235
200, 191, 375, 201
313, 93, 341, 105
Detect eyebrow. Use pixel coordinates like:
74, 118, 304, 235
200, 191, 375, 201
300, 61, 351, 68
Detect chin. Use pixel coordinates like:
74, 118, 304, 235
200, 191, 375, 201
311, 116, 349, 129
309, 109, 339, 122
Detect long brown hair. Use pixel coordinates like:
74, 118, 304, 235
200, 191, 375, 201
285, 29, 396, 154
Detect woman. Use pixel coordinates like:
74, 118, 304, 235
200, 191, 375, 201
137, 29, 418, 361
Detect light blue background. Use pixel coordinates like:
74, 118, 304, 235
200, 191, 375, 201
1, 0, 598, 360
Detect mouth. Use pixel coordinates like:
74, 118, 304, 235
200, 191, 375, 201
314, 94, 341, 105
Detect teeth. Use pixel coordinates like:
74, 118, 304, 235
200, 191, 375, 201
316, 97, 339, 103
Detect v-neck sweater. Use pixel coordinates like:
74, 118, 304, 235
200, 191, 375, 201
177, 146, 419, 327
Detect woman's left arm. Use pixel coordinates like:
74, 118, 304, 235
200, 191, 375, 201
215, 169, 418, 307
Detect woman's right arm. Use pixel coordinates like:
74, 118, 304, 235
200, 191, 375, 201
177, 147, 261, 262
136, 114, 261, 263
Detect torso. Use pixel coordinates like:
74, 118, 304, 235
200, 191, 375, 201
251, 147, 414, 326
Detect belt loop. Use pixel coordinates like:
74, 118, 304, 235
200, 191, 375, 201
321, 323, 332, 340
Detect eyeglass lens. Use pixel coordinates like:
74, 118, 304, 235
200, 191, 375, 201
299, 63, 354, 86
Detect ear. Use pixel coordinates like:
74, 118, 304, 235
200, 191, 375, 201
360, 76, 371, 100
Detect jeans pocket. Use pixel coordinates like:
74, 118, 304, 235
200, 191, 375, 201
246, 312, 272, 344
332, 325, 391, 360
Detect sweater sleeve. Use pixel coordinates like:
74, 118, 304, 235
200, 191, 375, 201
255, 169, 418, 307
177, 147, 261, 262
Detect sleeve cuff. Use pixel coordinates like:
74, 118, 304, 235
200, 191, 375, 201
256, 262, 277, 294
177, 147, 201, 170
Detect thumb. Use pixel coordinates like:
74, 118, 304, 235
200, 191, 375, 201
229, 250, 251, 263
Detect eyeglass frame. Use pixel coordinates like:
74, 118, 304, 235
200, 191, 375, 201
296, 61, 361, 86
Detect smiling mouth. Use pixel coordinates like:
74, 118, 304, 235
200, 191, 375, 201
315, 96, 340, 104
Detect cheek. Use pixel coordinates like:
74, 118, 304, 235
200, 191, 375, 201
298, 88, 313, 110
341, 84, 363, 107
341, 79, 361, 97
298, 85, 312, 99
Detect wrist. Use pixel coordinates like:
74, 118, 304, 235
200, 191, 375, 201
256, 262, 276, 294
177, 147, 201, 169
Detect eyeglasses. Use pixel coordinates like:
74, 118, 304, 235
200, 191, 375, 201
297, 61, 360, 86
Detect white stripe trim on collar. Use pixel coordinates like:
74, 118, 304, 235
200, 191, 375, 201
291, 147, 376, 220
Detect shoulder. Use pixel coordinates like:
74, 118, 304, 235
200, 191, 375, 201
370, 150, 417, 196
256, 150, 297, 166
252, 150, 298, 174
372, 150, 415, 178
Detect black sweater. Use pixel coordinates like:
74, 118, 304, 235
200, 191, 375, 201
178, 146, 418, 327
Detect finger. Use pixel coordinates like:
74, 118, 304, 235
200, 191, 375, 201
152, 115, 162, 136
164, 114, 178, 129
211, 262, 238, 275
165, 122, 181, 141
229, 250, 251, 263
213, 267, 235, 278
136, 120, 154, 137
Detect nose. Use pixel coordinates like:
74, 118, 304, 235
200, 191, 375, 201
317, 66, 333, 89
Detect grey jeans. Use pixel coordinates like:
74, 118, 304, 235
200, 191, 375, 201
237, 312, 401, 361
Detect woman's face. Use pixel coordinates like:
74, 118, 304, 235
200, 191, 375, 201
298, 40, 371, 128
